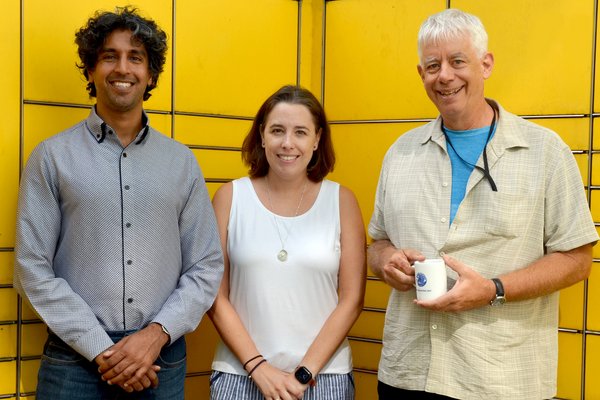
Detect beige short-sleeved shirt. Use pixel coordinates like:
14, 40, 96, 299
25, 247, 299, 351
369, 100, 598, 400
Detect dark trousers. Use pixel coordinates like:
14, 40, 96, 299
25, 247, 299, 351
37, 331, 186, 400
378, 381, 457, 400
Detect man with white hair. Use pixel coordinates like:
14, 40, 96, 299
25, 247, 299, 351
368, 8, 597, 400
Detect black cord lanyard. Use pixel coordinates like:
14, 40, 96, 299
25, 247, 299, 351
441, 110, 498, 192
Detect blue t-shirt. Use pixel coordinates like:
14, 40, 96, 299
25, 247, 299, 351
444, 125, 496, 224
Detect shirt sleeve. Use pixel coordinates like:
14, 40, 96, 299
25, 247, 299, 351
544, 138, 598, 253
13, 142, 114, 361
368, 148, 391, 241
151, 152, 224, 343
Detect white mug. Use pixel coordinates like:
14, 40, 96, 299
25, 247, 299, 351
413, 258, 447, 301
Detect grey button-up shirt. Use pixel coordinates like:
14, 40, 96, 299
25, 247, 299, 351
14, 107, 224, 361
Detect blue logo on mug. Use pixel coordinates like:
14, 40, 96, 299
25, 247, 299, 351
416, 272, 427, 287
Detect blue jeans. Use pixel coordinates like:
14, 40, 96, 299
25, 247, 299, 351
36, 331, 186, 400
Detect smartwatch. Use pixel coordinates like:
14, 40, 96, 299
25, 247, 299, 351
294, 366, 313, 385
490, 278, 506, 306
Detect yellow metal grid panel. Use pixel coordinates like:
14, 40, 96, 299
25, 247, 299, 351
594, 228, 600, 259
328, 122, 428, 232
585, 334, 600, 399
595, 11, 600, 114
0, 360, 17, 395
593, 119, 600, 150
574, 154, 589, 186
185, 316, 219, 374
175, 0, 298, 117
324, 0, 444, 121
557, 331, 582, 400
0, 289, 18, 321
191, 148, 246, 181
298, 0, 324, 96
590, 191, 600, 222
588, 263, 600, 331
19, 359, 40, 394
558, 281, 584, 331
364, 279, 391, 310
349, 311, 385, 341
592, 154, 600, 186
0, 325, 17, 359
0, 253, 15, 285
457, 0, 593, 115
20, 300, 39, 322
23, 0, 172, 111
184, 374, 210, 399
348, 339, 381, 371
146, 113, 173, 137
174, 115, 252, 148
21, 323, 46, 357
354, 371, 379, 400
0, 0, 20, 249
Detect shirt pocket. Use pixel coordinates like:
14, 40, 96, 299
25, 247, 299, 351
483, 191, 537, 239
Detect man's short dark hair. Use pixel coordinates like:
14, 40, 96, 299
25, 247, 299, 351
75, 6, 167, 100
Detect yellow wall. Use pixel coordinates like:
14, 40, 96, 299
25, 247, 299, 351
1, 1, 599, 399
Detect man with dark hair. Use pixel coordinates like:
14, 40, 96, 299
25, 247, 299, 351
14, 7, 223, 398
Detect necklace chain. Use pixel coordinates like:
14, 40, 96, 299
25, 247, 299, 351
265, 176, 308, 262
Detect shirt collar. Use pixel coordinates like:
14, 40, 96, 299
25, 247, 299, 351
85, 106, 151, 145
422, 99, 530, 154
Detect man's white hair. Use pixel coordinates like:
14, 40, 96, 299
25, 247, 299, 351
418, 9, 488, 62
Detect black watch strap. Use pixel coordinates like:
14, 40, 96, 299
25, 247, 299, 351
490, 278, 506, 306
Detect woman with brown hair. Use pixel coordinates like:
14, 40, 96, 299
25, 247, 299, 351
208, 85, 366, 400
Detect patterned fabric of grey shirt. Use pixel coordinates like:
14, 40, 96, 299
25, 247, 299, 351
14, 107, 224, 361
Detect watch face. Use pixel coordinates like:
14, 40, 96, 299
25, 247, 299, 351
294, 366, 312, 384
491, 296, 506, 306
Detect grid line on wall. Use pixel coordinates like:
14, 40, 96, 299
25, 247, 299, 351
15, 0, 24, 396
583, 0, 600, 397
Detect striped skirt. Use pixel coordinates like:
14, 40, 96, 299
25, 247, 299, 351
210, 371, 355, 400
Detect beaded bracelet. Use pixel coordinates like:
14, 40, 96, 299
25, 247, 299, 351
247, 359, 267, 379
242, 354, 263, 371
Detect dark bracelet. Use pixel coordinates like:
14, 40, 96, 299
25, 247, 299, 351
242, 354, 263, 371
247, 359, 267, 379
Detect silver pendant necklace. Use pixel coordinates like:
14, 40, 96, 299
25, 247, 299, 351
265, 176, 308, 262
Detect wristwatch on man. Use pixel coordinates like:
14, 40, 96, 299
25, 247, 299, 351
155, 322, 171, 345
490, 278, 506, 306
294, 366, 313, 385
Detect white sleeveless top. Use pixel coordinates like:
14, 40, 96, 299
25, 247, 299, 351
212, 177, 352, 375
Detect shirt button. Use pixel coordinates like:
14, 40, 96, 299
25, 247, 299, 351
127, 298, 133, 303
125, 223, 131, 228
442, 182, 448, 187
124, 185, 130, 190
123, 153, 128, 158
432, 324, 438, 330
127, 260, 132, 265
441, 217, 447, 223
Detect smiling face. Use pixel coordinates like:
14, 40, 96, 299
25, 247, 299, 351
417, 33, 493, 129
261, 102, 321, 181
88, 29, 153, 120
